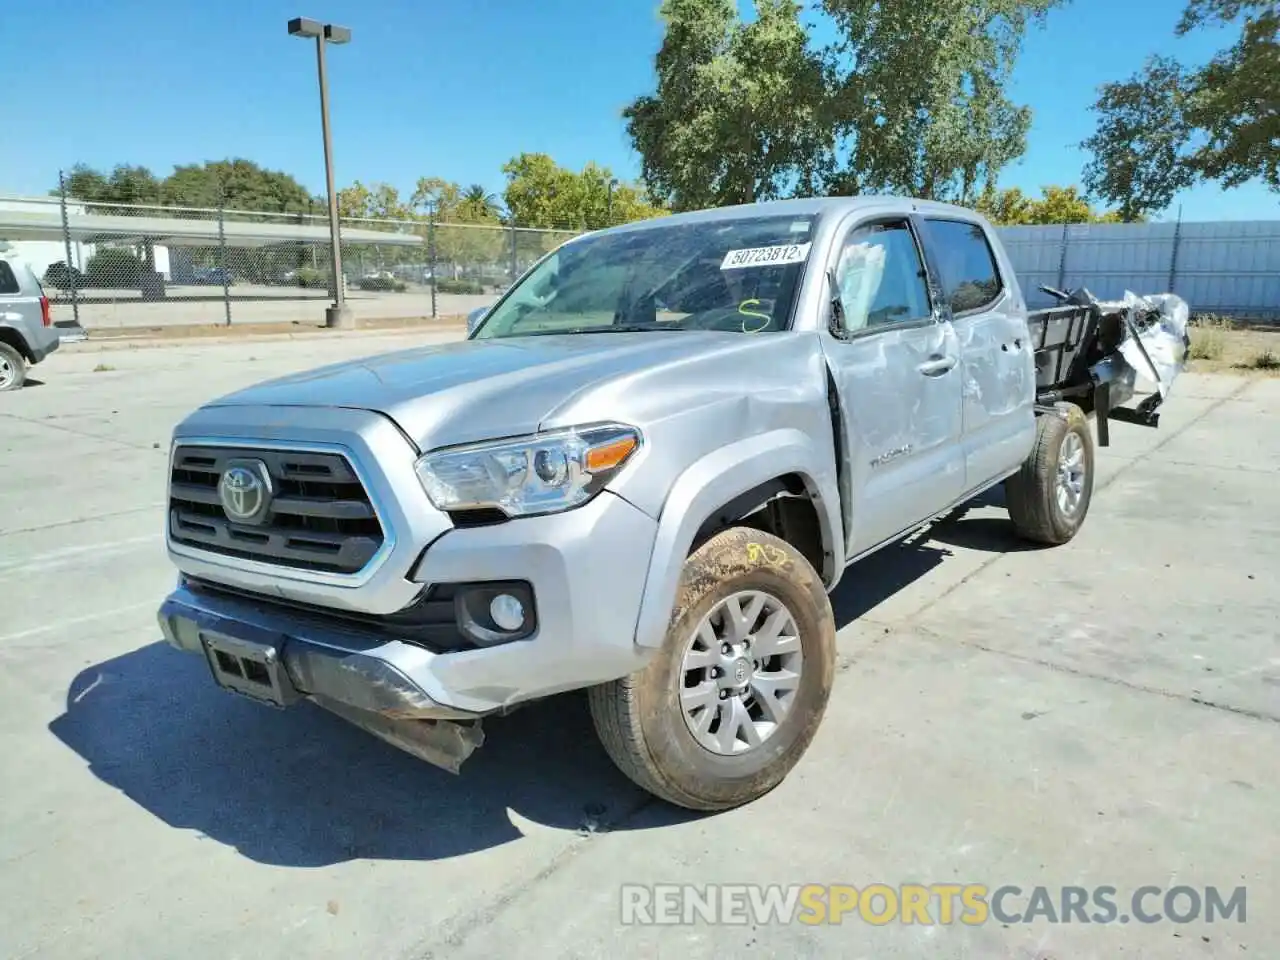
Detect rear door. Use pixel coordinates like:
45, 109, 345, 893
821, 216, 966, 557
916, 217, 1035, 492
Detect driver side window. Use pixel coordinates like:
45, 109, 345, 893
834, 221, 932, 334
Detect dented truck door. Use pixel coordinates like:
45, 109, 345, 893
821, 216, 966, 557
917, 216, 1037, 491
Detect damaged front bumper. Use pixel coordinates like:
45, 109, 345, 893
158, 584, 486, 773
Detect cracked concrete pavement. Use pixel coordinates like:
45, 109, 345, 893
0, 334, 1276, 959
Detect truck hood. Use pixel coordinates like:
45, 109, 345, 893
206, 331, 740, 450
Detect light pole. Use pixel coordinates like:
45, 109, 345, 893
607, 177, 618, 225
289, 16, 353, 329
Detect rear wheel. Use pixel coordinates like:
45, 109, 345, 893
1006, 402, 1094, 545
589, 527, 836, 812
0, 342, 27, 392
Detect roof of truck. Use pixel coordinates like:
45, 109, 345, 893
592, 195, 989, 238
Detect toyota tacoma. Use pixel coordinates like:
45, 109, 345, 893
157, 197, 1188, 811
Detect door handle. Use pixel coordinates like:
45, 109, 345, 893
917, 354, 957, 376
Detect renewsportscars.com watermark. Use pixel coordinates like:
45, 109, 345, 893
621, 884, 1247, 927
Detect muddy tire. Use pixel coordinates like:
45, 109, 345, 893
1006, 402, 1094, 545
0, 342, 26, 392
589, 526, 836, 812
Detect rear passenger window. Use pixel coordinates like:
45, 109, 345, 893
921, 218, 1004, 314
834, 221, 932, 334
0, 262, 19, 295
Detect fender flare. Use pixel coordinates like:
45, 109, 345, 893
631, 428, 844, 650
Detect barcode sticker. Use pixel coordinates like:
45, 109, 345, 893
720, 242, 811, 270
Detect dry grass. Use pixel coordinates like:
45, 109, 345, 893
1184, 316, 1280, 375
1187, 314, 1233, 361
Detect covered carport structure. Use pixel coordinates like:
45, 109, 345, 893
0, 206, 425, 334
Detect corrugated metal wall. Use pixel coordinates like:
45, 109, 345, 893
996, 220, 1280, 318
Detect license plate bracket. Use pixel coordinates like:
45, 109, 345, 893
200, 630, 301, 708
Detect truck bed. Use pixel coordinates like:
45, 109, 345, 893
1026, 288, 1190, 447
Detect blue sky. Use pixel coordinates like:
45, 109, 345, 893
1, 0, 1276, 221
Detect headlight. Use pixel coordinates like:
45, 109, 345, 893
415, 423, 641, 518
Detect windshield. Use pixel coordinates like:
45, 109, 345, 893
473, 214, 816, 339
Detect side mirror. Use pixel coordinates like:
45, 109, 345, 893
466, 305, 491, 336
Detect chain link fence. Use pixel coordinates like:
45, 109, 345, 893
1, 183, 594, 333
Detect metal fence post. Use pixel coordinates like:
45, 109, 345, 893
217, 195, 231, 326
1167, 204, 1183, 294
427, 211, 438, 320
57, 170, 81, 329
1056, 222, 1069, 291
509, 223, 518, 282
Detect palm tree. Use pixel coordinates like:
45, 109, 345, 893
462, 184, 501, 221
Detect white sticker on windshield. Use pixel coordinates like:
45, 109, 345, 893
720, 242, 811, 271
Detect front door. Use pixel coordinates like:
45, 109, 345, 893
820, 216, 966, 558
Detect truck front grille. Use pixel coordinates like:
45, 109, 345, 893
168, 445, 385, 574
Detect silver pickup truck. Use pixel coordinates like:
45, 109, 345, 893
157, 197, 1187, 811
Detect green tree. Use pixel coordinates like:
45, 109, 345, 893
1178, 0, 1278, 190
625, 0, 1060, 210
410, 177, 463, 218
624, 0, 828, 210
336, 180, 412, 220
60, 164, 162, 206
502, 153, 667, 229
1082, 0, 1277, 214
1080, 56, 1196, 221
461, 185, 503, 221
974, 185, 1033, 225
821, 0, 1061, 201
161, 159, 315, 211
975, 184, 1127, 225
502, 153, 581, 227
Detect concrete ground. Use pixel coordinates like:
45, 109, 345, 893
0, 334, 1276, 960
49, 286, 495, 330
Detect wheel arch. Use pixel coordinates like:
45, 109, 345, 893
631, 429, 844, 650
0, 325, 33, 363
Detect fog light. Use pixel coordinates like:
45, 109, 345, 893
490, 593, 526, 632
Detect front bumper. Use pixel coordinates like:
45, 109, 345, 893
158, 487, 661, 717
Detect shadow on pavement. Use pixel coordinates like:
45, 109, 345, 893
49, 489, 1030, 867
49, 641, 664, 867
825, 486, 1029, 628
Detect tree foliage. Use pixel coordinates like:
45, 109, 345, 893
1177, 0, 1278, 190
624, 0, 828, 209
624, 0, 1061, 210
1082, 0, 1277, 217
974, 184, 1126, 225
502, 153, 666, 229
61, 160, 315, 213
1080, 56, 1196, 221
821, 0, 1060, 201
61, 164, 162, 206
162, 159, 313, 211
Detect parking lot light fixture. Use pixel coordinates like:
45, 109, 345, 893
289, 16, 353, 329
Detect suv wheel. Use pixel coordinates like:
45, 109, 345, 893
589, 526, 836, 811
0, 342, 27, 392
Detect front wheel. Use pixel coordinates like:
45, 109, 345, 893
1005, 402, 1095, 545
589, 527, 836, 812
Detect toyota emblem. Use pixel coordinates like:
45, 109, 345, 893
218, 459, 272, 525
